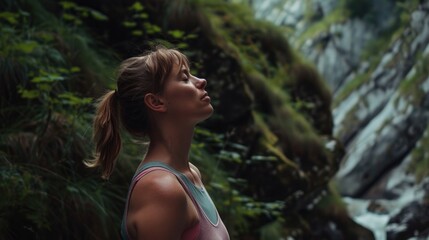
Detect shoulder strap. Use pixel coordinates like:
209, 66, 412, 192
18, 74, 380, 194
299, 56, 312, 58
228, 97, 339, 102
134, 161, 180, 179
133, 162, 200, 192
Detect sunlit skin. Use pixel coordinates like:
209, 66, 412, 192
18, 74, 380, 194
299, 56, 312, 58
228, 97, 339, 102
126, 63, 213, 240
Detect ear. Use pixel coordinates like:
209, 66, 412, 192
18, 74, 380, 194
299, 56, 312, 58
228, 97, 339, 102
144, 93, 166, 113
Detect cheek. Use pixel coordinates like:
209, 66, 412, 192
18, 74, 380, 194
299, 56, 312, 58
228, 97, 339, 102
165, 86, 197, 109
169, 87, 196, 103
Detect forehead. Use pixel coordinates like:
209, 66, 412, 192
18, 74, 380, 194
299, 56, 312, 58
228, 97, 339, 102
161, 50, 190, 81
167, 62, 188, 80
173, 60, 189, 73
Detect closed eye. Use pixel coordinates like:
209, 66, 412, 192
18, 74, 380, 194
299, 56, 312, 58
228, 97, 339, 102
182, 74, 189, 81
182, 69, 190, 81
177, 66, 191, 82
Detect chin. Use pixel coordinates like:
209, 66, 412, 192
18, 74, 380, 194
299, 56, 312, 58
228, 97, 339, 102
196, 105, 214, 123
206, 104, 214, 118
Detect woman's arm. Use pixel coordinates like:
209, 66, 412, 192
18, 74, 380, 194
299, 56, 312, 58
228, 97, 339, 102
126, 171, 193, 240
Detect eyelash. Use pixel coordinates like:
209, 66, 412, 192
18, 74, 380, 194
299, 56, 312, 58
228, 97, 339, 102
183, 74, 190, 81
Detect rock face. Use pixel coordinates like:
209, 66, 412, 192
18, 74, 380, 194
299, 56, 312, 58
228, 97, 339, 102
334, 5, 429, 197
302, 19, 375, 92
250, 0, 429, 195
249, 0, 429, 239
250, 0, 395, 93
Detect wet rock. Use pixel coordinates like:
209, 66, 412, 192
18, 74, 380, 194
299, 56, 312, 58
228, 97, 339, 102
367, 201, 389, 215
410, 9, 429, 55
333, 0, 429, 198
386, 201, 429, 240
336, 99, 429, 196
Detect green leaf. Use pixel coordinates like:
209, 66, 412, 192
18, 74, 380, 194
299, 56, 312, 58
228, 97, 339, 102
74, 18, 83, 25
70, 66, 81, 73
67, 186, 79, 193
177, 42, 188, 49
122, 21, 137, 28
38, 84, 52, 91
38, 32, 54, 42
19, 89, 40, 99
31, 74, 64, 83
218, 150, 242, 163
81, 11, 89, 18
133, 13, 148, 19
59, 1, 77, 10
14, 41, 39, 53
131, 30, 143, 36
58, 92, 92, 106
90, 10, 108, 21
58, 68, 70, 74
62, 13, 76, 21
168, 30, 185, 39
0, 12, 19, 24
185, 33, 198, 39
144, 23, 161, 34
250, 155, 277, 162
18, 10, 30, 17
45, 47, 64, 63
129, 2, 144, 11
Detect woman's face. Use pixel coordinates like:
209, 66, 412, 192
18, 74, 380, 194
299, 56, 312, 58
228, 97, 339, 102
160, 63, 213, 125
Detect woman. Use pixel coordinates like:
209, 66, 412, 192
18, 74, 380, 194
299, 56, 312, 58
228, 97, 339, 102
86, 47, 230, 240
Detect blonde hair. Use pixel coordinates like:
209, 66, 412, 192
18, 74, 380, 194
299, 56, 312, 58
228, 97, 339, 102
85, 47, 189, 179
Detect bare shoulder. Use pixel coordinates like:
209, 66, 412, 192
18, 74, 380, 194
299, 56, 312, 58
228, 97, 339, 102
127, 170, 190, 239
189, 162, 202, 179
131, 170, 187, 205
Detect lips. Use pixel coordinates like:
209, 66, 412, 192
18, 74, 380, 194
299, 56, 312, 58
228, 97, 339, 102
201, 92, 210, 101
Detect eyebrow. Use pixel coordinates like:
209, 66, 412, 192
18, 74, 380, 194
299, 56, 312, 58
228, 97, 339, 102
176, 67, 190, 78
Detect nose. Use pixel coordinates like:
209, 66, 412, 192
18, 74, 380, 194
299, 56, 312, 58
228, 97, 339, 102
195, 77, 207, 89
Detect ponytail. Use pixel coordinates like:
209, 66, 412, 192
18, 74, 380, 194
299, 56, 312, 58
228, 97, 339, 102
85, 90, 121, 179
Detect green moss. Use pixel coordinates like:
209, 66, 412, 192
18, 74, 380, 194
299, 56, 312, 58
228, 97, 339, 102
316, 182, 346, 210
253, 111, 299, 169
295, 8, 347, 48
408, 125, 429, 182
333, 103, 361, 139
334, 72, 370, 107
398, 54, 429, 106
303, 0, 317, 22
201, 2, 297, 80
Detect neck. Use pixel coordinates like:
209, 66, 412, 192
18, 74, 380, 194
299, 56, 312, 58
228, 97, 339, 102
144, 119, 194, 172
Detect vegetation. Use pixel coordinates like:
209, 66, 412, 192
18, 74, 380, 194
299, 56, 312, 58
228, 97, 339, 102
398, 54, 429, 106
409, 125, 429, 183
402, 54, 429, 182
295, 7, 347, 48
